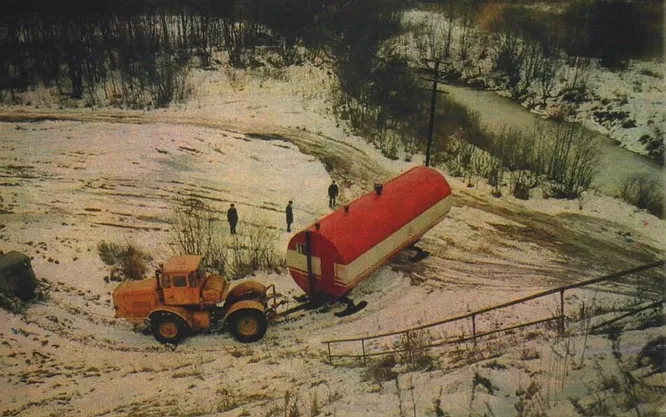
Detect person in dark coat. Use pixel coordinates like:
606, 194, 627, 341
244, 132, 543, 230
286, 200, 293, 232
227, 203, 238, 235
328, 180, 339, 208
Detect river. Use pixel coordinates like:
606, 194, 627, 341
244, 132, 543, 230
442, 84, 664, 196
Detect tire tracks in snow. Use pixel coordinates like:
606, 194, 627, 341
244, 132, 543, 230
0, 109, 389, 188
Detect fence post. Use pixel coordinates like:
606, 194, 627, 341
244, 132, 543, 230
559, 290, 565, 335
326, 342, 332, 365
361, 339, 367, 365
406, 331, 413, 364
472, 314, 477, 347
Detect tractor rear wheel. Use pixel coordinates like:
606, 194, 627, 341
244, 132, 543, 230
150, 312, 190, 344
227, 309, 268, 343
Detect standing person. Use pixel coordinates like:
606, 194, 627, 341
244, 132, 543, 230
328, 180, 339, 208
285, 200, 293, 232
227, 203, 238, 235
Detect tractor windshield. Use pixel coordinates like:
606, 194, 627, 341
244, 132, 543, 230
172, 276, 187, 287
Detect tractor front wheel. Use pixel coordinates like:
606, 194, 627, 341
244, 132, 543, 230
150, 312, 190, 344
227, 309, 268, 343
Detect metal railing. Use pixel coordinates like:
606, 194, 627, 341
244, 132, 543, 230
322, 260, 665, 364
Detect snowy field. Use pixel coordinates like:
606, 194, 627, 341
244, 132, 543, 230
1, 16, 665, 417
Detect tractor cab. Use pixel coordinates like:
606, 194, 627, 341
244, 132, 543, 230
156, 255, 227, 306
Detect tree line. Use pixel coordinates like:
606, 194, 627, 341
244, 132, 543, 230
0, 0, 336, 107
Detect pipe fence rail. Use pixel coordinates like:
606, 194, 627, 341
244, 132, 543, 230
322, 260, 665, 364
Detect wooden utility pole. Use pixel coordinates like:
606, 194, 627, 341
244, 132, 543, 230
425, 61, 439, 167
418, 59, 449, 167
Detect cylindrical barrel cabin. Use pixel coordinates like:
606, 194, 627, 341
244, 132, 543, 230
287, 166, 452, 299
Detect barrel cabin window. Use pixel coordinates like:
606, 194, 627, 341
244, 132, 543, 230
296, 244, 306, 255
335, 264, 347, 283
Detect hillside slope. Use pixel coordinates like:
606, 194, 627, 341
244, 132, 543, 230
1, 61, 664, 417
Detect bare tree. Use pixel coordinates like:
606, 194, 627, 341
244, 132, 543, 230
617, 173, 663, 217
457, 0, 476, 63
170, 198, 228, 273
546, 123, 599, 198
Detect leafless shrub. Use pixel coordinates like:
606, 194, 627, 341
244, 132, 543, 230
412, 15, 447, 62
562, 57, 591, 102
637, 336, 666, 375
396, 329, 436, 370
443, 133, 478, 181
482, 123, 596, 199
617, 173, 664, 218
216, 383, 242, 412
98, 241, 152, 281
283, 390, 301, 417
545, 123, 599, 199
488, 160, 504, 198
362, 355, 398, 384
510, 171, 537, 200
515, 380, 548, 417
170, 198, 228, 274
433, 386, 449, 416
520, 347, 540, 360
227, 211, 285, 279
308, 389, 320, 417
0, 292, 26, 314
148, 54, 191, 108
171, 199, 215, 257
222, 19, 257, 68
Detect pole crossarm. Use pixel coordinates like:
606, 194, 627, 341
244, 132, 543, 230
418, 76, 450, 85
417, 87, 449, 94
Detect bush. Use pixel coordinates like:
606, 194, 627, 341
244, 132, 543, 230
638, 133, 665, 164
171, 199, 283, 279
617, 173, 664, 218
543, 123, 599, 198
171, 198, 228, 274
98, 242, 152, 281
362, 355, 398, 383
396, 329, 436, 370
0, 278, 51, 314
227, 212, 285, 279
510, 171, 534, 200
637, 336, 666, 375
0, 292, 26, 314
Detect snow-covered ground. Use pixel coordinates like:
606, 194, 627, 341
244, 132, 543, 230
1, 26, 665, 417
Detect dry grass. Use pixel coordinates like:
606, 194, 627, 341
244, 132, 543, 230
97, 241, 152, 281
362, 355, 399, 384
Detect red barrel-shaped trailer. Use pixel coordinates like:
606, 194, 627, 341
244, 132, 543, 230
287, 166, 452, 300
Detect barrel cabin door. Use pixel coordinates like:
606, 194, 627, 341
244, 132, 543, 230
307, 233, 340, 297
287, 236, 322, 295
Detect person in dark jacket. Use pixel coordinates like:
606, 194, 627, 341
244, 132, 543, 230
286, 200, 293, 232
227, 203, 238, 235
328, 180, 339, 208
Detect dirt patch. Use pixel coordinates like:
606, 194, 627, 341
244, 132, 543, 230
456, 192, 661, 274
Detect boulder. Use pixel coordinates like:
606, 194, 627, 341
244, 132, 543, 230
0, 251, 38, 301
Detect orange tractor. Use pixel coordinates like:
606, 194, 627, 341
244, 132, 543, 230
112, 255, 283, 344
